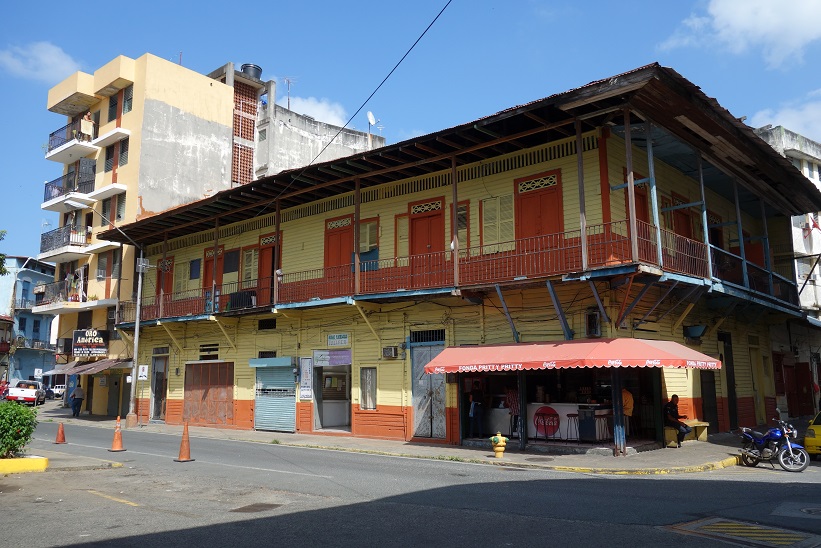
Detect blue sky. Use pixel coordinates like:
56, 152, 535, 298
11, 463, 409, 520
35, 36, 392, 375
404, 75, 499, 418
2, 0, 821, 257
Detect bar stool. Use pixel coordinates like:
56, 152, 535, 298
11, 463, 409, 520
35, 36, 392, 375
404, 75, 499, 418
565, 413, 579, 442
595, 413, 612, 441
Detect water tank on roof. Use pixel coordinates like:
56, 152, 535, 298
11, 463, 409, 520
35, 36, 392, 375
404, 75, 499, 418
241, 63, 262, 80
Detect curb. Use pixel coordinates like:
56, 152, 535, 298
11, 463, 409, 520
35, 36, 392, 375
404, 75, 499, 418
543, 455, 741, 475
275, 441, 742, 475
0, 456, 48, 474
47, 459, 124, 472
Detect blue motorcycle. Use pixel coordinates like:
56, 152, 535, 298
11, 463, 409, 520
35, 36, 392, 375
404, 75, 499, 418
738, 410, 809, 472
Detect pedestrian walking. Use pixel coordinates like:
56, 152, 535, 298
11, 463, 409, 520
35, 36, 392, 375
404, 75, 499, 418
70, 383, 85, 417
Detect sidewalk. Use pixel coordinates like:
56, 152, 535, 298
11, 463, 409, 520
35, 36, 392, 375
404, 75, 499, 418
30, 401, 743, 475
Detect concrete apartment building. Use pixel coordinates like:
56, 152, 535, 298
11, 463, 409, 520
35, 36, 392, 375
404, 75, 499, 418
33, 53, 381, 417
0, 257, 57, 383
757, 125, 821, 418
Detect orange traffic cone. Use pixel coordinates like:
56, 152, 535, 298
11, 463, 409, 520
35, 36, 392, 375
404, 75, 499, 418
108, 416, 126, 452
173, 422, 194, 462
54, 422, 66, 444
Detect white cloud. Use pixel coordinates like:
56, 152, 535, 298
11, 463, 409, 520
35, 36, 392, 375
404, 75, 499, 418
279, 96, 348, 127
661, 0, 821, 68
750, 99, 821, 144
0, 42, 81, 84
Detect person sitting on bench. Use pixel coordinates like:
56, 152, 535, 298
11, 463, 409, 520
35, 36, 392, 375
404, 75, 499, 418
663, 394, 692, 448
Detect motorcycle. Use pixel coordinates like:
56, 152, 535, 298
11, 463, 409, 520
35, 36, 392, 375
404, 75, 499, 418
738, 410, 809, 472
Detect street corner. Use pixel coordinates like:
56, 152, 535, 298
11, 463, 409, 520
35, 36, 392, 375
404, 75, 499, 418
0, 455, 48, 474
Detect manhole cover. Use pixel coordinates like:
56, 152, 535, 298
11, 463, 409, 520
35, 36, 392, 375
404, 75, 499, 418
230, 503, 282, 513
524, 457, 554, 463
801, 508, 821, 516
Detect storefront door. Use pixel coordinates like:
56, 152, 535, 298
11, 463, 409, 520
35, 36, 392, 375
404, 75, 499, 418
412, 344, 446, 438
254, 366, 296, 432
151, 356, 168, 421
183, 361, 234, 426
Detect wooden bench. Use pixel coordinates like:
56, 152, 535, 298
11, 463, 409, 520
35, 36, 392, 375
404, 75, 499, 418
664, 420, 710, 447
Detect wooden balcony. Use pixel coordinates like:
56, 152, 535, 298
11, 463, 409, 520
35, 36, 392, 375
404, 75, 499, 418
119, 219, 796, 323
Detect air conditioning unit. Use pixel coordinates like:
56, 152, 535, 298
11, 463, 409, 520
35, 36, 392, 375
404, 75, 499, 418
382, 346, 399, 359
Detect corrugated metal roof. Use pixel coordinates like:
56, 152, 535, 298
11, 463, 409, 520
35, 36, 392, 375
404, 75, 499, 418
100, 63, 821, 247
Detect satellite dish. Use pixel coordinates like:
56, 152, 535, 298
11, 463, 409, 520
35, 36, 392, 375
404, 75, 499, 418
367, 111, 376, 126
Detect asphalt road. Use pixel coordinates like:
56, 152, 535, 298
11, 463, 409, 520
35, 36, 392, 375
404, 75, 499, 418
3, 422, 821, 547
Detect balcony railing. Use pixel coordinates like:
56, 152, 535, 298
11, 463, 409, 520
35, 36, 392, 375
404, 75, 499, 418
47, 119, 98, 153
43, 173, 95, 202
118, 219, 799, 323
32, 279, 86, 306
14, 298, 38, 309
40, 225, 90, 254
17, 338, 57, 351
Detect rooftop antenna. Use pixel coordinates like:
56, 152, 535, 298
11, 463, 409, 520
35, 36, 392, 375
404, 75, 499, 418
283, 77, 296, 110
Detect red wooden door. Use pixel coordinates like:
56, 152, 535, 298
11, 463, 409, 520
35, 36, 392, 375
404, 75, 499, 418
324, 218, 353, 298
258, 243, 278, 306
410, 208, 445, 288
183, 362, 234, 426
516, 181, 562, 275
203, 252, 223, 313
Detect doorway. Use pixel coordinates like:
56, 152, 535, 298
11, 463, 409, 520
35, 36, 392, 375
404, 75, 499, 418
718, 332, 738, 430
699, 369, 719, 434
183, 361, 234, 426
411, 343, 446, 439
151, 355, 168, 421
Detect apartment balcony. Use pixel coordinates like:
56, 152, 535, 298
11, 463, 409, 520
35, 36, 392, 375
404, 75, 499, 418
30, 279, 117, 316
45, 119, 99, 164
14, 298, 39, 310
92, 127, 130, 148
42, 173, 95, 213
86, 182, 126, 203
16, 338, 57, 352
117, 220, 798, 324
37, 225, 92, 263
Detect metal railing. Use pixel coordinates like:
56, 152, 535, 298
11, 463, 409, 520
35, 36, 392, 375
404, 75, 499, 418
39, 225, 90, 254
14, 298, 37, 309
47, 119, 97, 152
117, 220, 800, 323
43, 173, 95, 202
32, 279, 85, 305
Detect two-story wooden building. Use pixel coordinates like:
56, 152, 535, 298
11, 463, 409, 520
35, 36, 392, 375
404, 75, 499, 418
103, 64, 821, 451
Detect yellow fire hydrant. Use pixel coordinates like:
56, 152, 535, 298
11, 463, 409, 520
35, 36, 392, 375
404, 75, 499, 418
490, 431, 509, 458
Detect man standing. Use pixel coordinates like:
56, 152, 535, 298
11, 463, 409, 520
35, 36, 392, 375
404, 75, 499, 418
622, 387, 634, 436
70, 382, 85, 417
663, 394, 691, 448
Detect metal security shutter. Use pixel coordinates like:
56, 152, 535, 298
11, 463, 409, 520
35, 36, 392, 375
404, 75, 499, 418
255, 367, 296, 432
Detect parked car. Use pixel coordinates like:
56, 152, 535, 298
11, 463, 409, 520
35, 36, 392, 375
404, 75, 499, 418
804, 412, 821, 459
5, 380, 46, 405
52, 384, 66, 398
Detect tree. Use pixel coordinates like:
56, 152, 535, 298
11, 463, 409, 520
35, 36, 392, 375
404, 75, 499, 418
0, 230, 6, 276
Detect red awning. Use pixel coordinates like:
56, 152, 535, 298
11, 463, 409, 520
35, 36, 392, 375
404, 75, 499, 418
423, 338, 721, 374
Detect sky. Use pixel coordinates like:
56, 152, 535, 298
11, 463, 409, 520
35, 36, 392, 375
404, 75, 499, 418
2, 0, 821, 258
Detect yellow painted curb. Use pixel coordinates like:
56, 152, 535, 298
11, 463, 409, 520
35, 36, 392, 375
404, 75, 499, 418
0, 456, 48, 474
546, 455, 742, 476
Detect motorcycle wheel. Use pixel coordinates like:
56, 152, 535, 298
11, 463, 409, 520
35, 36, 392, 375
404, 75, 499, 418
777, 447, 810, 473
741, 443, 760, 467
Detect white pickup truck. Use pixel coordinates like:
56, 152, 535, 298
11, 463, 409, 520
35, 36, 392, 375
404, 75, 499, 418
6, 380, 46, 406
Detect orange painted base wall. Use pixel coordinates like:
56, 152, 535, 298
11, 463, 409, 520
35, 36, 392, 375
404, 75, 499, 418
352, 405, 410, 440
164, 399, 253, 430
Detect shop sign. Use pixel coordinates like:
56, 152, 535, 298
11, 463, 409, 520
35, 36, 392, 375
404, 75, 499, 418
327, 333, 349, 347
72, 329, 109, 357
313, 349, 352, 367
299, 357, 313, 400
